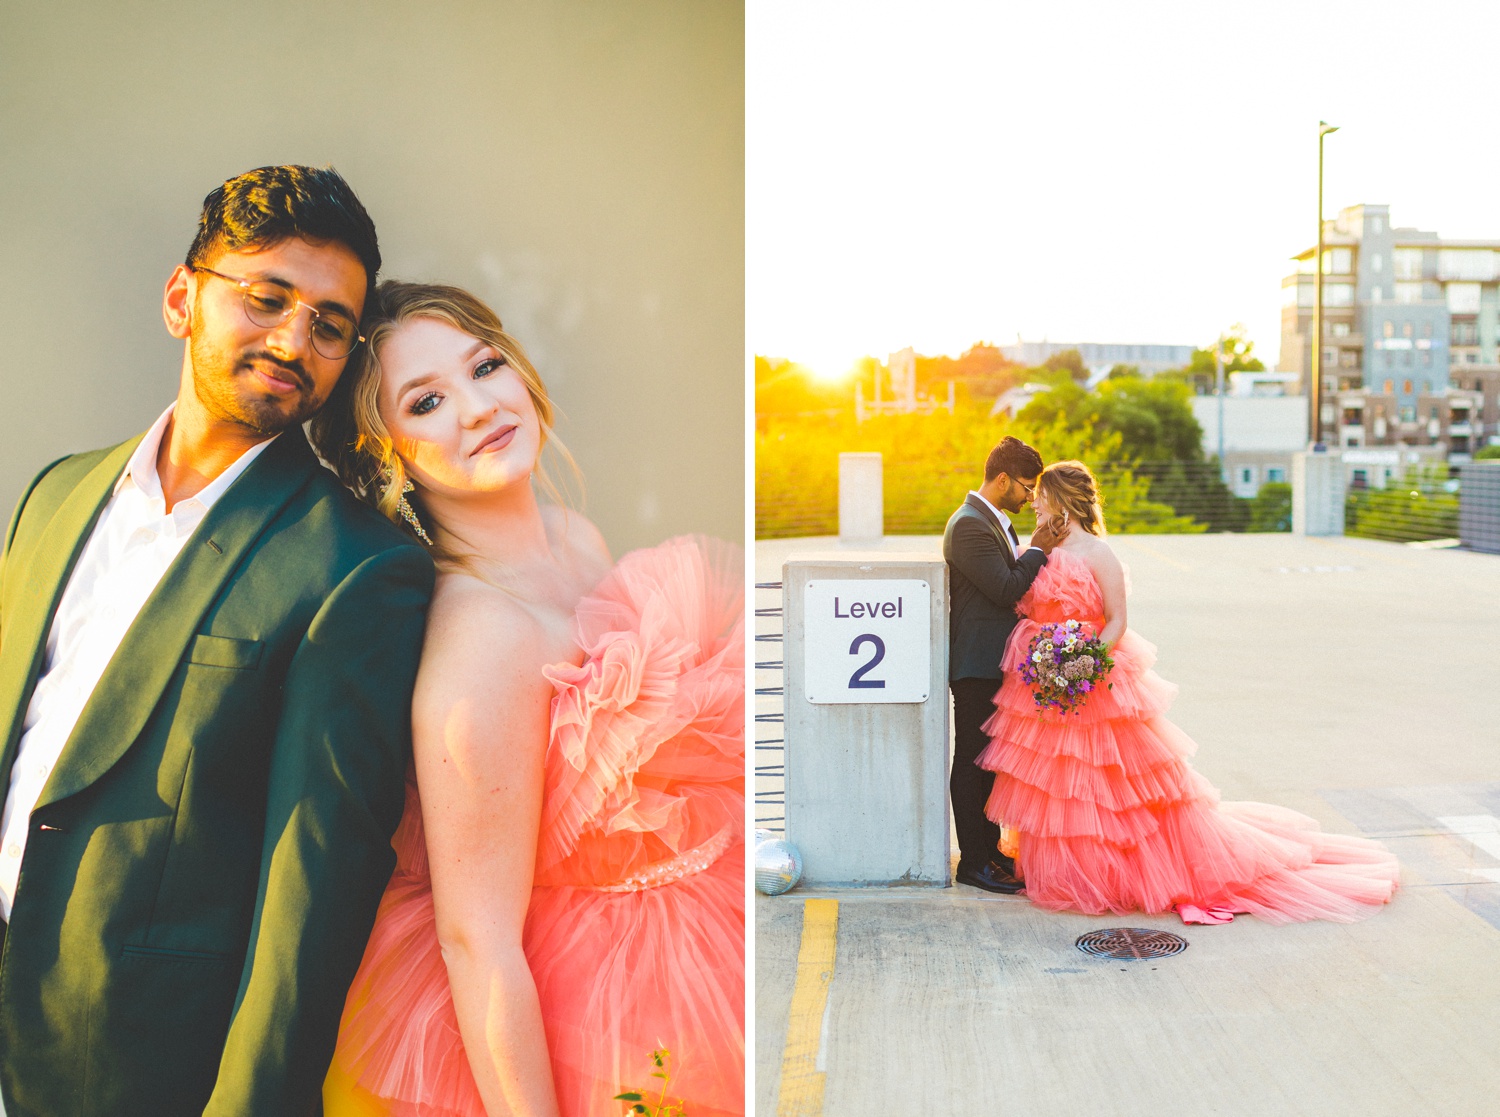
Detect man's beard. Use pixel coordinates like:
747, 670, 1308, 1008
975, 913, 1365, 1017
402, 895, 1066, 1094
189, 332, 326, 436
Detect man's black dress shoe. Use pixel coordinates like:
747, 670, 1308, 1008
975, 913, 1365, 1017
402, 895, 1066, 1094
955, 860, 1025, 894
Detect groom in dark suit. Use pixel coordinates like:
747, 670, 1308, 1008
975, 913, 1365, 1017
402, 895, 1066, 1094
0, 166, 434, 1115
943, 436, 1055, 892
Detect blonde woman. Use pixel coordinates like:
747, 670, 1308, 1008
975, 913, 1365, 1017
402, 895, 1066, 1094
311, 282, 744, 1116
976, 461, 1398, 925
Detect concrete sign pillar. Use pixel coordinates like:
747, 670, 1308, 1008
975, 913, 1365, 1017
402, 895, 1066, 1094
1292, 449, 1346, 536
783, 552, 949, 886
838, 452, 883, 543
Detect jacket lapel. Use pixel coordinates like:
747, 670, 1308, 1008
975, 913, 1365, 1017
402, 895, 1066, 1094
37, 429, 319, 810
965, 492, 1016, 563
0, 439, 140, 779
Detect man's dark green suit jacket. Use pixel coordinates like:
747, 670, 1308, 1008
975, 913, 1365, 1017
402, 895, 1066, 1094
0, 425, 435, 1116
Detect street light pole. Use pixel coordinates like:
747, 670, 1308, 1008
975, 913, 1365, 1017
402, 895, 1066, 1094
1312, 120, 1339, 449
1215, 333, 1225, 481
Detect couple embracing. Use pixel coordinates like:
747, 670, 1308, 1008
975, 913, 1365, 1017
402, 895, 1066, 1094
945, 436, 1399, 924
0, 166, 743, 1117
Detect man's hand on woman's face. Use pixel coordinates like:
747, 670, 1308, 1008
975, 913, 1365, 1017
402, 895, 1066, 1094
1027, 520, 1063, 554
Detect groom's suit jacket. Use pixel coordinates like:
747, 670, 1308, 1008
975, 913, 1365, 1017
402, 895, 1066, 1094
0, 426, 434, 1117
943, 493, 1046, 682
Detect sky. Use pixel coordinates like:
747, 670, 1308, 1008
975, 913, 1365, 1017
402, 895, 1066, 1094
748, 0, 1500, 379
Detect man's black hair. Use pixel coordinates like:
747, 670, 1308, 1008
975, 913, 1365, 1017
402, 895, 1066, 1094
186, 165, 380, 293
984, 435, 1044, 483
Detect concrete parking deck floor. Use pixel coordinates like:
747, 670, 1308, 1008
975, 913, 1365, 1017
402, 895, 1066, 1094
754, 532, 1500, 1117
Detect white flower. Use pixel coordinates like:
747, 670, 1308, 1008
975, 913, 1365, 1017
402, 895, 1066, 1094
1031, 651, 1042, 662
1054, 675, 1067, 687
1066, 620, 1079, 630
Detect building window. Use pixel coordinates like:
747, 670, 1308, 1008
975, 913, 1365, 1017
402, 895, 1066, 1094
1402, 322, 1414, 337
1383, 320, 1394, 337
1325, 283, 1354, 306
1370, 253, 1383, 272
1331, 321, 1351, 337
1395, 282, 1424, 304
1393, 248, 1423, 279
1448, 281, 1483, 314
1439, 250, 1498, 282
1267, 467, 1286, 483
1352, 469, 1369, 489
1422, 351, 1432, 366
1372, 216, 1384, 234
1400, 404, 1416, 422
1383, 379, 1394, 393
1326, 248, 1352, 275
1403, 379, 1413, 394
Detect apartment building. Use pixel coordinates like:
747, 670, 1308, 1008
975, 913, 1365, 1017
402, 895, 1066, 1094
1278, 203, 1494, 459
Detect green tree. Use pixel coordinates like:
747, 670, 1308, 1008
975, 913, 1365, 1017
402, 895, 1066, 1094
1162, 324, 1266, 395
1016, 375, 1203, 462
1474, 444, 1500, 461
1042, 348, 1089, 383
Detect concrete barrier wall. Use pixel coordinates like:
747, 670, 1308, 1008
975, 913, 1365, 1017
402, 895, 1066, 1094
783, 552, 949, 886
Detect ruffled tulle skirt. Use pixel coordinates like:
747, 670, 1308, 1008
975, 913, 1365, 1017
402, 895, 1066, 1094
979, 625, 1399, 924
327, 844, 745, 1117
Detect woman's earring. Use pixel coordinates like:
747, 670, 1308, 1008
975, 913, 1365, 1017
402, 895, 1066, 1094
397, 479, 434, 547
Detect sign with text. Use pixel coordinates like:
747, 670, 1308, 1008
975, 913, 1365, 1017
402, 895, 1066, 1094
803, 579, 931, 704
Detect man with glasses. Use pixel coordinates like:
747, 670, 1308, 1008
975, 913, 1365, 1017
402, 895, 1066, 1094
0, 166, 434, 1116
943, 436, 1056, 893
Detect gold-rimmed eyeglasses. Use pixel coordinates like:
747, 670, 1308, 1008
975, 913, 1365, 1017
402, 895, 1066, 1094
190, 265, 365, 360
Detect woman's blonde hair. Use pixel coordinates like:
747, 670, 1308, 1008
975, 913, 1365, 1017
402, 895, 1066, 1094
310, 280, 581, 561
1036, 460, 1106, 537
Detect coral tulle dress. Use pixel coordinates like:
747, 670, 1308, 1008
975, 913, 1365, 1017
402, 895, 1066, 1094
324, 536, 746, 1117
978, 546, 1399, 925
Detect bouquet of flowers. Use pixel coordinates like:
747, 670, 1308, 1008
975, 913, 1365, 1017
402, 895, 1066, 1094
1018, 619, 1113, 715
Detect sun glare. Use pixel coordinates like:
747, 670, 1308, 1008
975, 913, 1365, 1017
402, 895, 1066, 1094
804, 361, 855, 385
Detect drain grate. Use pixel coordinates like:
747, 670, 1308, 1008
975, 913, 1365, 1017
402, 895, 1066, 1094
1075, 927, 1188, 960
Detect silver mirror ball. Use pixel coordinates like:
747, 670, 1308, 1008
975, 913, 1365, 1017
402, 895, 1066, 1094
754, 837, 804, 896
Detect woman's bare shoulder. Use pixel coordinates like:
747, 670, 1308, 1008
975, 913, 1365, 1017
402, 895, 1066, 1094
1078, 532, 1123, 579
423, 573, 549, 685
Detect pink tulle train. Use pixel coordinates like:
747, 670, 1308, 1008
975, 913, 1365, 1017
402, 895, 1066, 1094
979, 547, 1398, 924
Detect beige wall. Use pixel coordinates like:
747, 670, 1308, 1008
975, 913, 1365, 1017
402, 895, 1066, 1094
0, 0, 743, 553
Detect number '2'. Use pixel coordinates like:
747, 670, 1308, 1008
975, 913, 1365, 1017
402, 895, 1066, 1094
848, 633, 886, 688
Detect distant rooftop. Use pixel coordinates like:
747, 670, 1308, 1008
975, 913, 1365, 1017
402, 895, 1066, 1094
1001, 340, 1195, 375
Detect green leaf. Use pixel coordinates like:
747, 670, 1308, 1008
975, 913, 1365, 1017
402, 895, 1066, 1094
615, 1092, 644, 1101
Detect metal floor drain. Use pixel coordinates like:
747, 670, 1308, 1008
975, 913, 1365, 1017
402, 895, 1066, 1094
1076, 927, 1188, 960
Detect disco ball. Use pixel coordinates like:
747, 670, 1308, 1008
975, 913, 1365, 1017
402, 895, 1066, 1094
754, 838, 803, 896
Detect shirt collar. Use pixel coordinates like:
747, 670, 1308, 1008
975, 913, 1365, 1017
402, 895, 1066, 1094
969, 489, 1014, 533
117, 403, 279, 513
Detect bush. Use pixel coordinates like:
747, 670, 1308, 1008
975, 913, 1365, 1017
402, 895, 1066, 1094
1345, 467, 1459, 542
754, 405, 1199, 539
1247, 482, 1292, 532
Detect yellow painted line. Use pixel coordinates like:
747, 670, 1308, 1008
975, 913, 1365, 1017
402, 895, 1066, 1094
777, 898, 840, 1117
1114, 537, 1195, 572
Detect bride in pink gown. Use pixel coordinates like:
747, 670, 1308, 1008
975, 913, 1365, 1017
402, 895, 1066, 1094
309, 281, 744, 1116
977, 461, 1398, 925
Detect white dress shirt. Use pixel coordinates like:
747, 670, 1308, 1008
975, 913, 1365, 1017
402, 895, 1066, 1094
0, 406, 274, 920
969, 490, 1042, 559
